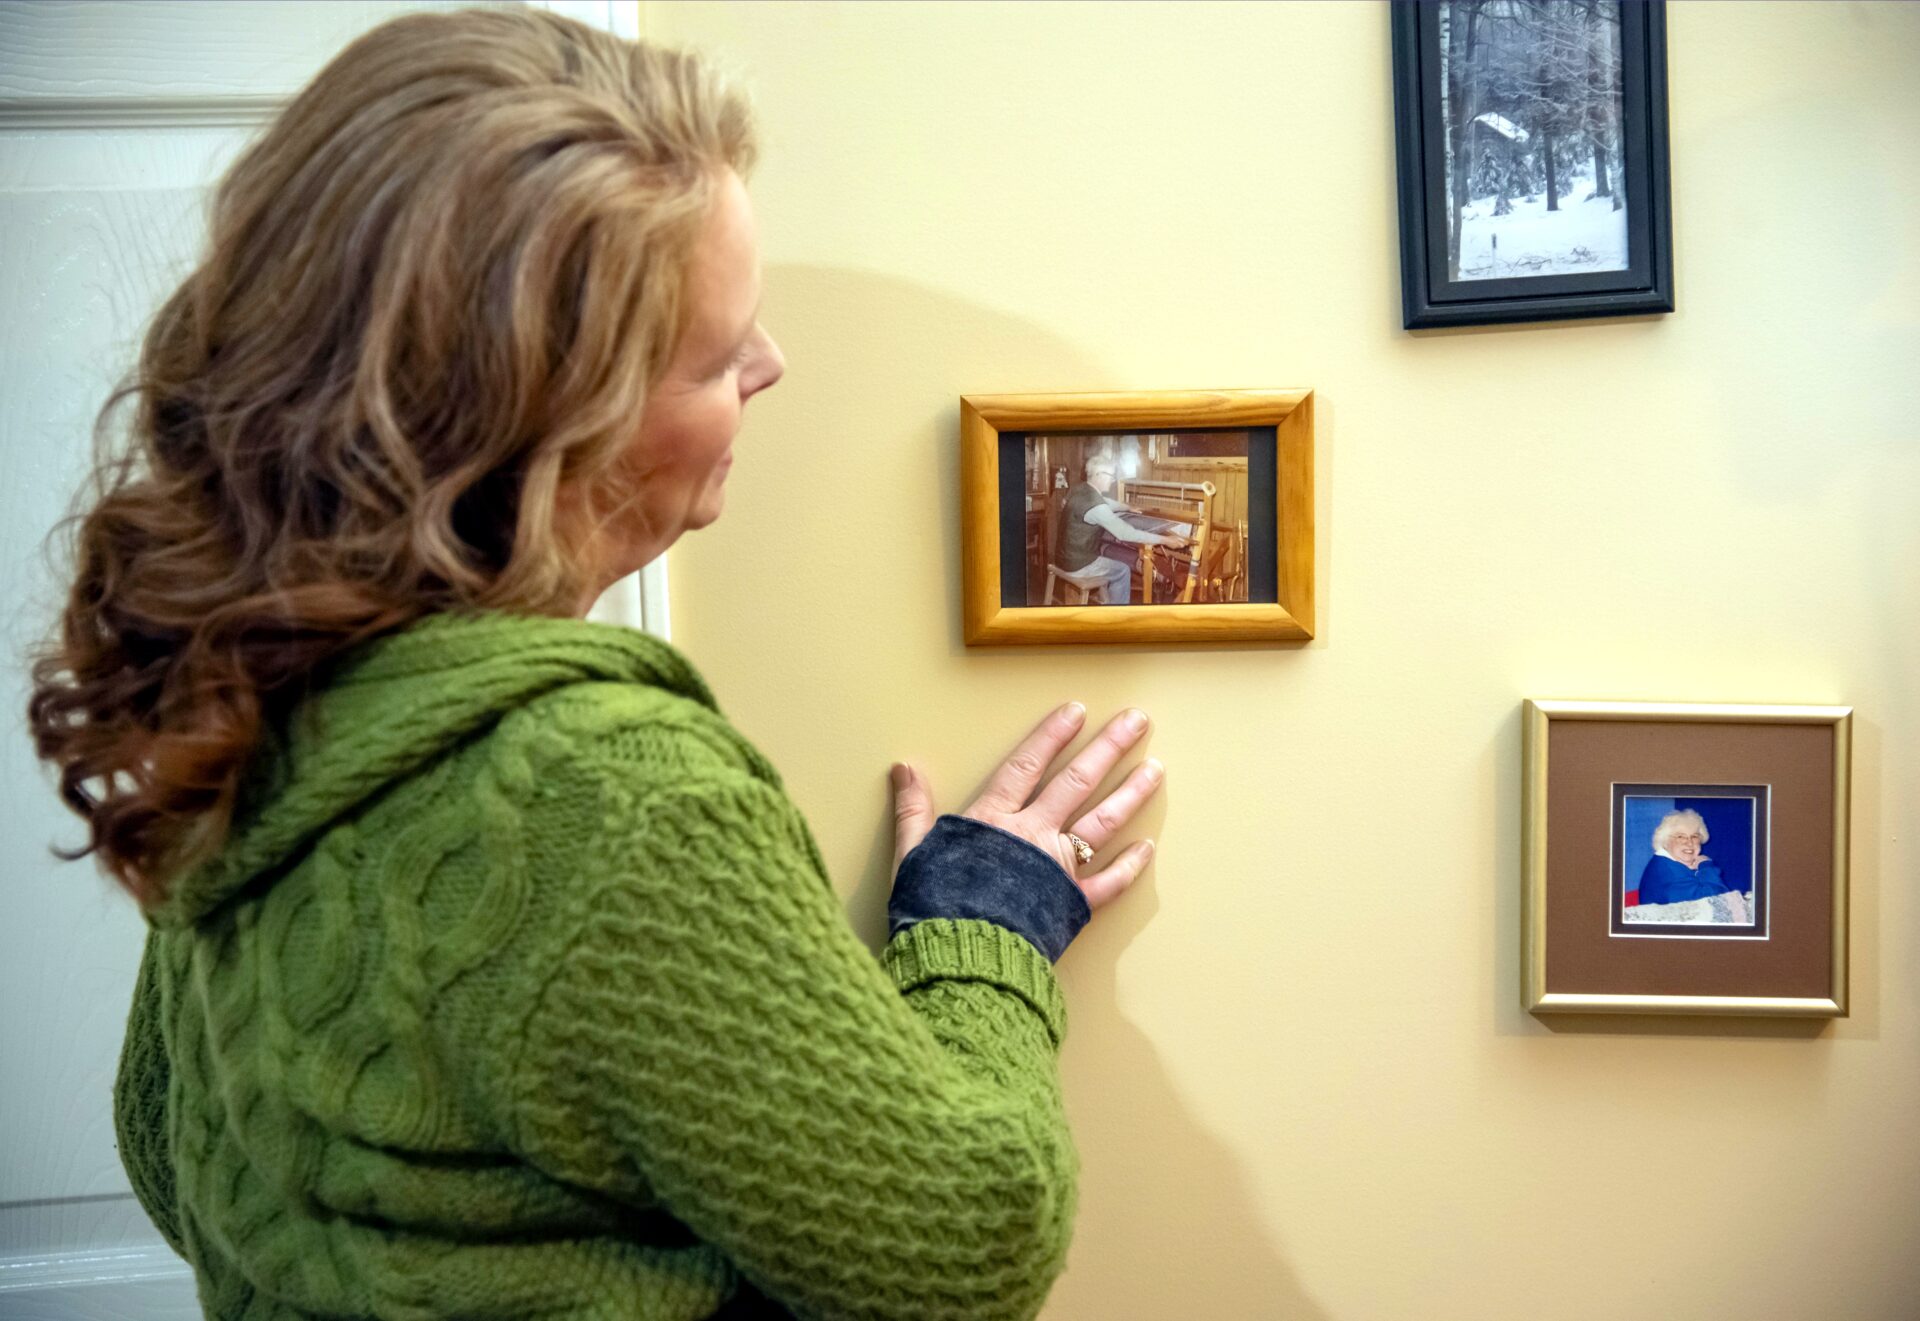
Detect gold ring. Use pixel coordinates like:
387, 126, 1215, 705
1065, 832, 1094, 865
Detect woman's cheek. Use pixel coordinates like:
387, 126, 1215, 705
702, 389, 743, 462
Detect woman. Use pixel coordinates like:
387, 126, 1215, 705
27, 11, 1162, 1319
1636, 809, 1731, 906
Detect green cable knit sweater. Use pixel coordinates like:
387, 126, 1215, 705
113, 611, 1077, 1320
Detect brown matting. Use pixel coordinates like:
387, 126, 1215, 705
1544, 719, 1834, 999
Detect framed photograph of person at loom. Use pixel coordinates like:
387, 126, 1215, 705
959, 390, 1313, 646
1522, 701, 1852, 1018
1390, 0, 1674, 328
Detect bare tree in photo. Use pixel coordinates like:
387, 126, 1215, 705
1440, 0, 1487, 281
1440, 0, 1628, 279
1584, 0, 1625, 212
1586, 1, 1614, 201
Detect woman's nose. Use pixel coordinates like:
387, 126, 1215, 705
746, 325, 785, 396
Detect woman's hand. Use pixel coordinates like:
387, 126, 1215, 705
890, 703, 1163, 911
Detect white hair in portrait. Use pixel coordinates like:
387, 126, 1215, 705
1651, 808, 1709, 852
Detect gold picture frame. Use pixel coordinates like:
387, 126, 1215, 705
1522, 700, 1852, 1018
959, 389, 1314, 646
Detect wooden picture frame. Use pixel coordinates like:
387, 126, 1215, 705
960, 389, 1314, 647
1391, 0, 1674, 329
1523, 700, 1852, 1018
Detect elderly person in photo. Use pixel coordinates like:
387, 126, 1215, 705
1636, 809, 1733, 906
1057, 452, 1188, 605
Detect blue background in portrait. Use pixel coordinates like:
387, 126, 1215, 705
1622, 795, 1756, 897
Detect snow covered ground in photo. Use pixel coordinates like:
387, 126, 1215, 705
1456, 176, 1628, 280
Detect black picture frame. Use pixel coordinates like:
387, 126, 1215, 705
1391, 0, 1674, 329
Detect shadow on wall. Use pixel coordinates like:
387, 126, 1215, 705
739, 261, 1208, 934
730, 266, 1327, 1316
1051, 876, 1330, 1320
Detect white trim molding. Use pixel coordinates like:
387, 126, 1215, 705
0, 94, 285, 129
586, 558, 672, 641
0, 1244, 200, 1317
638, 556, 672, 641
0, 1245, 192, 1294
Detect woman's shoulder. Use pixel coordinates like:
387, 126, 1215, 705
470, 679, 826, 920
498, 677, 758, 769
488, 677, 784, 800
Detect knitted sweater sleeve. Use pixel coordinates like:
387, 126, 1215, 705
505, 767, 1077, 1321
113, 931, 184, 1257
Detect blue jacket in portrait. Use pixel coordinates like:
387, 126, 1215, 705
1636, 854, 1732, 905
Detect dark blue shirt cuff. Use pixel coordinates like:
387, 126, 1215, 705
888, 815, 1092, 963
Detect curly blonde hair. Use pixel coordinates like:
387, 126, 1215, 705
28, 8, 755, 903
1652, 809, 1709, 852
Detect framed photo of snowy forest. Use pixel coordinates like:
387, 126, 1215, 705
1391, 0, 1674, 329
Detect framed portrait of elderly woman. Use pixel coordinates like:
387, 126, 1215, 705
959, 390, 1314, 646
1523, 701, 1852, 1018
1390, 0, 1675, 328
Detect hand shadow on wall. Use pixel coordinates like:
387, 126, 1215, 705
762, 264, 1328, 1317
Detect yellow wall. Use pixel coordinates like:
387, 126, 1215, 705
650, 3, 1920, 1316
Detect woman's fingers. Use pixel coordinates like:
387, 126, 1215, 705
1077, 839, 1155, 911
1030, 707, 1150, 823
1068, 755, 1165, 851
970, 702, 1087, 814
891, 763, 937, 869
